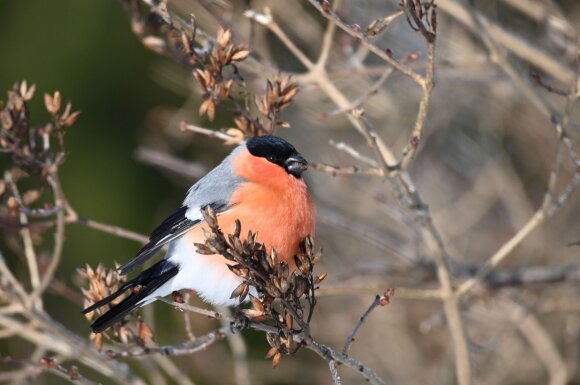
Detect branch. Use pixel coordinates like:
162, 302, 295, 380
66, 208, 149, 244
436, 0, 576, 84
342, 290, 394, 355
0, 356, 101, 385
180, 122, 240, 143
134, 147, 207, 180
400, 40, 436, 169
106, 327, 228, 358
501, 299, 567, 385
306, 0, 425, 86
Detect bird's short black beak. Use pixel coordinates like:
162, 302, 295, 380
284, 153, 308, 177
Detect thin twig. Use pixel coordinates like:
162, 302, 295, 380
457, 59, 580, 298
67, 208, 149, 244
0, 356, 101, 385
307, 0, 425, 86
181, 292, 196, 341
5, 173, 41, 308
0, 312, 146, 385
0, 250, 29, 302
436, 0, 576, 83
135, 147, 207, 180
27, 174, 66, 307
318, 286, 441, 301
315, 0, 341, 69
328, 360, 342, 385
106, 327, 228, 358
342, 294, 381, 355
310, 162, 382, 176
245, 8, 315, 71
151, 355, 197, 385
320, 66, 396, 119
306, 340, 387, 385
216, 306, 252, 385
180, 122, 240, 143
400, 40, 436, 169
501, 299, 567, 385
157, 297, 225, 320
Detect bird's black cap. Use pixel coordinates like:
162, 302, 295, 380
246, 135, 308, 177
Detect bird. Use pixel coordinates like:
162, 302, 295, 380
82, 135, 316, 333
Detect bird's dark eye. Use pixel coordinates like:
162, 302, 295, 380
267, 156, 275, 162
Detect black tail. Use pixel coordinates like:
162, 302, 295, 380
82, 260, 179, 333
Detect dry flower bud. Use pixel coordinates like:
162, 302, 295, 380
138, 320, 155, 343
69, 366, 79, 380
181, 32, 192, 54
20, 81, 36, 101
271, 352, 282, 367
199, 99, 216, 121
217, 27, 232, 48
142, 36, 166, 54
314, 273, 327, 284
7, 196, 19, 210
40, 356, 56, 369
22, 190, 40, 205
91, 332, 103, 351
230, 282, 249, 301
265, 346, 278, 359
406, 52, 420, 62
61, 110, 81, 127
231, 49, 250, 62
172, 290, 184, 303
0, 111, 13, 129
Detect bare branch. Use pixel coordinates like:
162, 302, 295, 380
106, 327, 228, 358
342, 290, 395, 355
306, 0, 425, 86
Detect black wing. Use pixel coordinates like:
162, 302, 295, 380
118, 206, 197, 275
118, 203, 228, 275
84, 259, 179, 333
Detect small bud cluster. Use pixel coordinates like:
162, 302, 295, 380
0, 82, 80, 244
0, 81, 80, 171
124, 4, 302, 140
196, 206, 324, 367
79, 264, 154, 350
401, 0, 437, 43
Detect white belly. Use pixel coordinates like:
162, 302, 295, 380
142, 236, 253, 306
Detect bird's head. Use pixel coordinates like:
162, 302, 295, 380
235, 135, 309, 181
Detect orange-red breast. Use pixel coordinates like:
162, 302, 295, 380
82, 135, 315, 333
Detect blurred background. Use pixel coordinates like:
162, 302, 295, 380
1, 0, 580, 384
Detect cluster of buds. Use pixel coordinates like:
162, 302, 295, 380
401, 0, 437, 43
125, 1, 302, 139
0, 81, 80, 240
193, 27, 250, 122
0, 81, 79, 172
254, 75, 299, 132
195, 206, 324, 367
190, 27, 300, 138
79, 263, 154, 350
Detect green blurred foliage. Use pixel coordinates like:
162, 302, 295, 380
0, 1, 186, 330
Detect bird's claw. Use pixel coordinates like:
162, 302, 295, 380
230, 309, 250, 332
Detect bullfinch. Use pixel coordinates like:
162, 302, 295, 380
82, 135, 315, 333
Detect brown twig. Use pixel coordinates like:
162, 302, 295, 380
342, 290, 395, 355
306, 0, 425, 86
400, 40, 436, 169
0, 356, 101, 385
106, 327, 228, 358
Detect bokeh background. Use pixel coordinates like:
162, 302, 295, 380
1, 0, 580, 384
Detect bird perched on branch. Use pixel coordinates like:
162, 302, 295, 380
82, 135, 315, 333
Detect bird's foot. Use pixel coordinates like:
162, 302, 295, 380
230, 308, 250, 332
